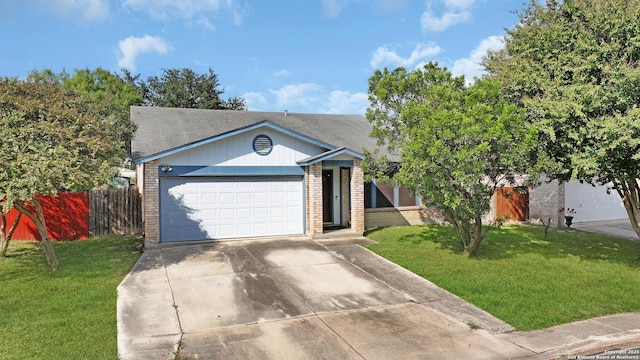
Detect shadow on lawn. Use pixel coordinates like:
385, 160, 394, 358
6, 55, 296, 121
392, 224, 640, 268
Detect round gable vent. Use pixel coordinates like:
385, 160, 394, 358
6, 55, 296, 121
253, 134, 273, 156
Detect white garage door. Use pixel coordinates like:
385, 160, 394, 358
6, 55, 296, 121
160, 176, 304, 242
565, 181, 627, 222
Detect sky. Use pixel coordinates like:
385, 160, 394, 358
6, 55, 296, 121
0, 0, 524, 115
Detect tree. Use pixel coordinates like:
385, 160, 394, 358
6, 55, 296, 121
63, 68, 141, 155
141, 67, 246, 110
28, 68, 141, 157
484, 0, 640, 236
365, 63, 538, 256
0, 79, 126, 269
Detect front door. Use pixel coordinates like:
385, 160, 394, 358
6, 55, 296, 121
322, 170, 333, 224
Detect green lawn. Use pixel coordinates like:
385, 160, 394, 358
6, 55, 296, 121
0, 236, 142, 360
364, 224, 640, 331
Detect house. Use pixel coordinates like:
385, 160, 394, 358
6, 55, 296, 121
131, 106, 441, 246
529, 178, 628, 227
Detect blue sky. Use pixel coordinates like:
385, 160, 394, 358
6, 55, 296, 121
0, 0, 523, 114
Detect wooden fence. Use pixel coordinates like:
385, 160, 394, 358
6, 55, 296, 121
6, 187, 142, 240
89, 187, 142, 237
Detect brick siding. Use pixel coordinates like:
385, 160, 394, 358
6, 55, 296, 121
529, 177, 565, 228
305, 163, 323, 236
350, 159, 365, 233
365, 206, 444, 228
142, 160, 160, 244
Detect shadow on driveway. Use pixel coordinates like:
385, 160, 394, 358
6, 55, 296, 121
117, 237, 526, 360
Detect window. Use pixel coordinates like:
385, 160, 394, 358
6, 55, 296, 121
365, 180, 418, 209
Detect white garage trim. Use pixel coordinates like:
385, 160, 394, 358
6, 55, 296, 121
564, 181, 627, 222
160, 176, 304, 242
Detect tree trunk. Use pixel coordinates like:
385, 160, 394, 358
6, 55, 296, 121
613, 178, 640, 238
1, 211, 22, 257
464, 216, 486, 257
14, 199, 60, 270
0, 212, 6, 257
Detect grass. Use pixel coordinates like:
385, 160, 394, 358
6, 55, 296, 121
364, 224, 640, 331
0, 236, 142, 360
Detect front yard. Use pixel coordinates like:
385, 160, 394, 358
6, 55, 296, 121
1, 225, 639, 358
0, 236, 142, 360
365, 224, 640, 331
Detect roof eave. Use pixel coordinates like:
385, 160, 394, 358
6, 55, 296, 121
133, 120, 337, 165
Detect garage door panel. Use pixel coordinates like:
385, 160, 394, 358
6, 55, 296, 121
160, 176, 303, 242
565, 181, 627, 222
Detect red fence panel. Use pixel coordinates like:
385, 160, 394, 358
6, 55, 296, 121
5, 192, 90, 241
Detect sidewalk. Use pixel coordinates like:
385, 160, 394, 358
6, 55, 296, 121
326, 240, 640, 360
501, 312, 640, 359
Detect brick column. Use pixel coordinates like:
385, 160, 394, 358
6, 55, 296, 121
529, 176, 564, 229
350, 159, 365, 234
143, 160, 160, 245
306, 163, 323, 236
557, 181, 566, 228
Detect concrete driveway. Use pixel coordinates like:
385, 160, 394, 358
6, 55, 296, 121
572, 219, 639, 241
117, 236, 640, 359
117, 236, 528, 359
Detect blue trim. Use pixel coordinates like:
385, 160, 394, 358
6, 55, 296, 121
323, 160, 354, 167
158, 165, 305, 177
298, 147, 364, 166
135, 120, 336, 165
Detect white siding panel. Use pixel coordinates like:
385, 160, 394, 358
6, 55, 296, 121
162, 128, 325, 166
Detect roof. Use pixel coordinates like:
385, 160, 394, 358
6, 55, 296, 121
130, 106, 380, 163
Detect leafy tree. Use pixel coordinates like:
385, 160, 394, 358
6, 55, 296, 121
141, 67, 246, 110
28, 68, 141, 157
63, 68, 141, 152
484, 0, 640, 236
365, 63, 537, 256
0, 79, 126, 269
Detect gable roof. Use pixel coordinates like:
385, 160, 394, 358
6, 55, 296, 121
130, 106, 379, 163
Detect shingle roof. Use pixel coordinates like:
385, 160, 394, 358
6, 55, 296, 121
130, 106, 380, 162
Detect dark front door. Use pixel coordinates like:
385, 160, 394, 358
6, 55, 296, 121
322, 170, 333, 224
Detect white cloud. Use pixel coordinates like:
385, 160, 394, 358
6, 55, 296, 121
273, 69, 291, 78
322, 0, 348, 17
42, 0, 110, 22
371, 43, 442, 69
117, 35, 172, 71
243, 84, 368, 115
268, 83, 323, 109
451, 35, 504, 84
421, 0, 475, 32
121, 0, 245, 28
242, 92, 269, 109
195, 17, 216, 31
421, 10, 470, 32
322, 90, 369, 114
